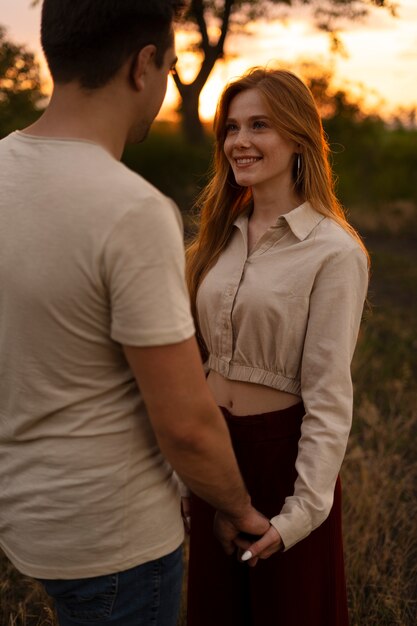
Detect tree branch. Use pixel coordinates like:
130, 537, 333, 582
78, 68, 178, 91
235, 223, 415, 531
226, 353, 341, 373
190, 0, 210, 50
216, 0, 234, 55
188, 0, 234, 93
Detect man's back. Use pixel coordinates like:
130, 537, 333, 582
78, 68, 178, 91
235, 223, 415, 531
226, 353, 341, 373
0, 3, 271, 623
0, 131, 194, 578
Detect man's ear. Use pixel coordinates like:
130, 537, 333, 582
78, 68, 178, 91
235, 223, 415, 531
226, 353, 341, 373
130, 44, 157, 91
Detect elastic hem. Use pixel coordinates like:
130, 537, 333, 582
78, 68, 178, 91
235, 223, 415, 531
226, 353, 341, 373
207, 355, 301, 395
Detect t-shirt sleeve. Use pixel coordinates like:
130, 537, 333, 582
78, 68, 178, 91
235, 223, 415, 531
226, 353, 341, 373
102, 196, 195, 346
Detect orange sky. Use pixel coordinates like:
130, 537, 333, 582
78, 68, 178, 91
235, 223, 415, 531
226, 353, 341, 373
2, 0, 417, 122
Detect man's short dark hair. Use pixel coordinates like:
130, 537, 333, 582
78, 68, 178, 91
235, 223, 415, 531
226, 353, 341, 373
41, 0, 186, 88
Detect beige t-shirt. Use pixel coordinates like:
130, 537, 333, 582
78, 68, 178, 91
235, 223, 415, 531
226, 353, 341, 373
0, 132, 195, 578
197, 201, 368, 549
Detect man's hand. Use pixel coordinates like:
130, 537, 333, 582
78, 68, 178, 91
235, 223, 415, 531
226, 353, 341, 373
213, 507, 270, 556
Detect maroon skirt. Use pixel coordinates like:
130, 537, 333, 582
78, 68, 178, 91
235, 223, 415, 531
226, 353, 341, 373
186, 403, 349, 626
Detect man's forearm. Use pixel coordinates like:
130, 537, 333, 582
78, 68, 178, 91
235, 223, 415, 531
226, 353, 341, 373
124, 339, 251, 519
155, 402, 251, 518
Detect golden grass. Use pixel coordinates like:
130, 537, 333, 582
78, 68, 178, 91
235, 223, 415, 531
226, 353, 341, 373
342, 396, 417, 625
0, 556, 55, 626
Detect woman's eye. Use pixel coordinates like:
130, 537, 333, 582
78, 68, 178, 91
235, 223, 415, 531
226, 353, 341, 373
225, 123, 238, 133
253, 120, 267, 129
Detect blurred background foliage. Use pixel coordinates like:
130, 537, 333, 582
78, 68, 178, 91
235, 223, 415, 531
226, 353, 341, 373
0, 26, 44, 138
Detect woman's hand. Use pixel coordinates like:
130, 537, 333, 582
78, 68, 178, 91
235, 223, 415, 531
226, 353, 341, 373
234, 524, 283, 566
181, 496, 191, 534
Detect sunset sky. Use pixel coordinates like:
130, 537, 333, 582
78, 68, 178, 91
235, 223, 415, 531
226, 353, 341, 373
2, 0, 417, 122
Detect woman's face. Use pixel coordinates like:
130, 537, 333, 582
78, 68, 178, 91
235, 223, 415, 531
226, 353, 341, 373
223, 88, 298, 193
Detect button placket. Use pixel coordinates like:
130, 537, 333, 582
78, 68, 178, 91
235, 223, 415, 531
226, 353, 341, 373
215, 221, 250, 374
218, 259, 246, 369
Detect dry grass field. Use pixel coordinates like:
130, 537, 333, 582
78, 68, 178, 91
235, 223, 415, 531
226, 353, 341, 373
1, 209, 416, 626
341, 224, 417, 625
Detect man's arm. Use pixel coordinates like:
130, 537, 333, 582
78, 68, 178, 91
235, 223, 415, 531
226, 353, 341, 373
123, 336, 270, 551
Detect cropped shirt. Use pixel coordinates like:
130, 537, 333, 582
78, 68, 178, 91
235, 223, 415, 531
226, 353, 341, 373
196, 201, 368, 549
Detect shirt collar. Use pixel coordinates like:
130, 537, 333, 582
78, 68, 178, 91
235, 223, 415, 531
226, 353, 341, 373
233, 210, 250, 233
279, 201, 325, 241
233, 201, 325, 242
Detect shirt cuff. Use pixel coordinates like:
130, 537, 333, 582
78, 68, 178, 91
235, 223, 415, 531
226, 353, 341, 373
270, 507, 311, 552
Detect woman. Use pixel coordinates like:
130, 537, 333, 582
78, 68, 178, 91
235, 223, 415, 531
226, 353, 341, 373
184, 68, 369, 626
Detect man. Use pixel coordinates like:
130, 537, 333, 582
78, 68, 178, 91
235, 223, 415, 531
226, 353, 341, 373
0, 1, 269, 625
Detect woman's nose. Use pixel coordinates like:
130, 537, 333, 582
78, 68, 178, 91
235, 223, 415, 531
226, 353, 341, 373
234, 128, 251, 147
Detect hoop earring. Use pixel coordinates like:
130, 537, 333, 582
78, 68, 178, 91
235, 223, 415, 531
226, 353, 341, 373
297, 154, 301, 177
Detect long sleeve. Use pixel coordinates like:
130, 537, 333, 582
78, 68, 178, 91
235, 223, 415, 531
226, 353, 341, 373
270, 244, 369, 550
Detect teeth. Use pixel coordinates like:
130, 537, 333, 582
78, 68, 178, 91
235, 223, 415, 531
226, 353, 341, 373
235, 157, 261, 164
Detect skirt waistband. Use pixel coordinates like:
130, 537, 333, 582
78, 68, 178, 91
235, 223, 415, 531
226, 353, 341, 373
220, 402, 305, 440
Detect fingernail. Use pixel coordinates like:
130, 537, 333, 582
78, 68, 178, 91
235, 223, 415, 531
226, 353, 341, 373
241, 550, 253, 562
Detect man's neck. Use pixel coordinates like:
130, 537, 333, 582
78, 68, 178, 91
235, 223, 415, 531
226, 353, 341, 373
24, 82, 130, 160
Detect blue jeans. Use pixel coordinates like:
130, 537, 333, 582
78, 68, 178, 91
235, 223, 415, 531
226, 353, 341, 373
38, 546, 183, 626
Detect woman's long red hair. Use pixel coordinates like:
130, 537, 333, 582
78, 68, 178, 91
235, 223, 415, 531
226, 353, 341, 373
186, 68, 369, 353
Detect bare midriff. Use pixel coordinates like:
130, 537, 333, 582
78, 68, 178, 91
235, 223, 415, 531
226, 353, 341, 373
207, 370, 302, 416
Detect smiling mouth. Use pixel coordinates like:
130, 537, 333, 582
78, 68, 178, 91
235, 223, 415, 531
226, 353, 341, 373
234, 157, 262, 165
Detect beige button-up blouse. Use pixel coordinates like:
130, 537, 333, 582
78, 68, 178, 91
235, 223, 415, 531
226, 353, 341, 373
196, 201, 368, 549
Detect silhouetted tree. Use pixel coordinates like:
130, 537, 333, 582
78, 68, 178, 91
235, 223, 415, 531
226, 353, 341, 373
173, 0, 396, 142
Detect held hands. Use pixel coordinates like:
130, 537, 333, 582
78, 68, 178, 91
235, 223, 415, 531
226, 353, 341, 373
185, 500, 283, 566
213, 506, 282, 566
234, 524, 283, 567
